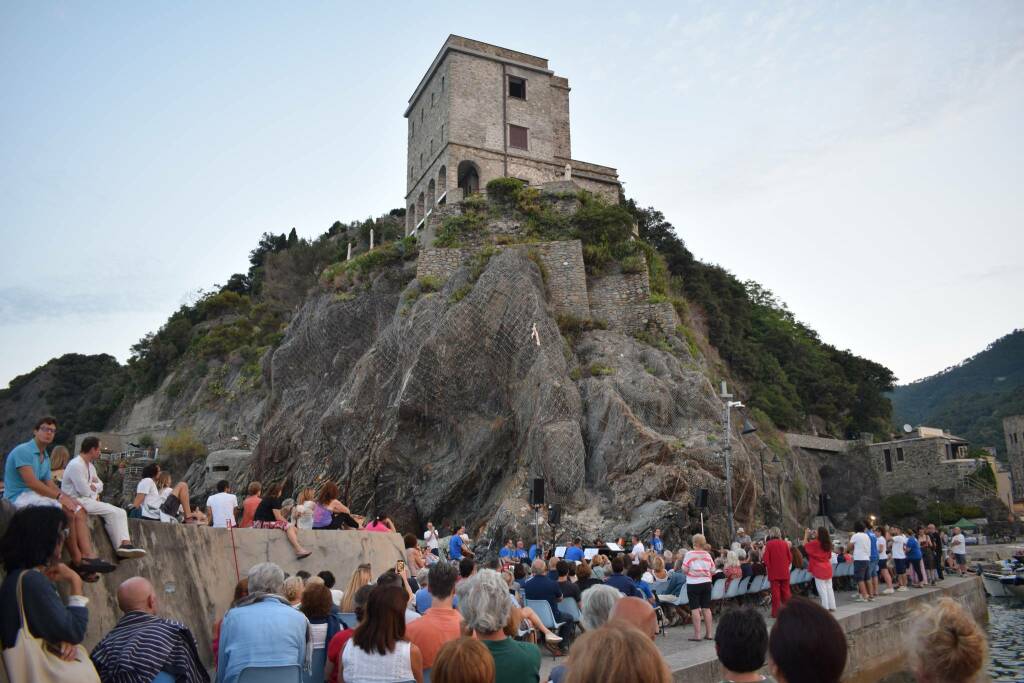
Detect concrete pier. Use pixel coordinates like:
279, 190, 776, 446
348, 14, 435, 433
538, 575, 988, 682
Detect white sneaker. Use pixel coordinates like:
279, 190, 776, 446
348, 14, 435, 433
853, 595, 868, 603
545, 634, 563, 644
882, 588, 895, 595
896, 586, 908, 592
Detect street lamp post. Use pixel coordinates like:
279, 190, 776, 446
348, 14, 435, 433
720, 382, 755, 541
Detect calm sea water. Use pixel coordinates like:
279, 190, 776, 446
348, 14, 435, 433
987, 597, 1024, 683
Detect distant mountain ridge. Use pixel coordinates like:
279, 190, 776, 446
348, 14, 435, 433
889, 329, 1024, 454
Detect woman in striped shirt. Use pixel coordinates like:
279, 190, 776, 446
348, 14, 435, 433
682, 533, 715, 641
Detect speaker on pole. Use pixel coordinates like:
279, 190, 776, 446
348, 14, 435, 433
695, 488, 709, 509
547, 503, 561, 525
530, 478, 545, 506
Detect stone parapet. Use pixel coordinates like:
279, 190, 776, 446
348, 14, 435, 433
785, 433, 852, 453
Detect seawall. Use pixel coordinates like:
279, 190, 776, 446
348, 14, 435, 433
74, 520, 405, 666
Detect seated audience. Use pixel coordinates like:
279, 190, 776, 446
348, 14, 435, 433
406, 560, 462, 672
603, 555, 640, 598
283, 575, 305, 608
292, 487, 316, 529
376, 569, 421, 623
239, 481, 261, 528
405, 533, 427, 572
319, 570, 344, 608
768, 596, 847, 683
500, 569, 563, 645
643, 556, 670, 585
341, 563, 373, 613
575, 562, 603, 593
301, 581, 344, 652
61, 436, 146, 558
432, 637, 495, 683
561, 623, 671, 683
905, 597, 987, 683
364, 513, 397, 533
206, 480, 239, 529
134, 463, 194, 524
414, 569, 432, 613
626, 564, 655, 603
0, 506, 91, 662
524, 558, 575, 646
216, 562, 310, 683
91, 576, 208, 682
609, 596, 658, 640
723, 551, 742, 584
312, 482, 361, 530
212, 579, 248, 664
580, 584, 622, 631
325, 585, 372, 682
49, 444, 70, 487
460, 570, 541, 683
340, 585, 423, 683
556, 560, 582, 605
156, 472, 206, 524
251, 482, 312, 559
714, 606, 772, 683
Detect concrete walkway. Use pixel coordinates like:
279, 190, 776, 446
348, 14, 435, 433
537, 575, 985, 683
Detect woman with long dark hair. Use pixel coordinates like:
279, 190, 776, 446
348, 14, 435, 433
802, 527, 835, 611
252, 481, 312, 559
313, 482, 362, 530
340, 585, 423, 683
0, 506, 92, 665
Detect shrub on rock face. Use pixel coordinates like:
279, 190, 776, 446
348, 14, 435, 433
486, 177, 526, 205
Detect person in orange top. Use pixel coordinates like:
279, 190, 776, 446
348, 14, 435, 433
238, 481, 261, 528
762, 527, 792, 618
405, 561, 462, 673
801, 527, 836, 611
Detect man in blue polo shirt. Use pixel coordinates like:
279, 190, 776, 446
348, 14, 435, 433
498, 539, 515, 561
866, 523, 879, 598
513, 540, 529, 562
449, 525, 472, 561
651, 528, 664, 555
3, 417, 113, 576
563, 538, 584, 563
603, 555, 640, 597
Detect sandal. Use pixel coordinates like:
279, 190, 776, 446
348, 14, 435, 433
70, 566, 101, 583
296, 550, 312, 560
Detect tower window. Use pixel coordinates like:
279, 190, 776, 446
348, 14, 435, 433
509, 124, 528, 150
508, 76, 526, 99
441, 75, 445, 91
431, 92, 435, 107
883, 449, 893, 473
896, 447, 904, 462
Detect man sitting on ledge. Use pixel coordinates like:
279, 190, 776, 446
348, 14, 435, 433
91, 576, 208, 683
62, 436, 146, 559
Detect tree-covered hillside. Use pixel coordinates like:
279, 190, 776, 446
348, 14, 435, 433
890, 329, 1024, 455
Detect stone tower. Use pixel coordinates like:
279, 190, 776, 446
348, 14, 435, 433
1003, 415, 1024, 504
404, 35, 620, 236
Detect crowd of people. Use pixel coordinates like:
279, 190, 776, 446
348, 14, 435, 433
0, 417, 992, 683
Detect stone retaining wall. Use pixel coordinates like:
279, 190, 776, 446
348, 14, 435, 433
588, 271, 679, 335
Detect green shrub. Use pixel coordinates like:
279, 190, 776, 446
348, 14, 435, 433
450, 284, 472, 303
161, 428, 208, 468
569, 367, 582, 381
557, 314, 607, 346
526, 249, 549, 283
138, 434, 156, 449
434, 211, 487, 248
881, 493, 919, 520
571, 194, 635, 246
582, 243, 614, 275
620, 255, 646, 274
468, 247, 498, 281
633, 330, 672, 353
462, 193, 488, 212
649, 293, 669, 304
588, 363, 615, 376
418, 275, 443, 292
486, 177, 526, 204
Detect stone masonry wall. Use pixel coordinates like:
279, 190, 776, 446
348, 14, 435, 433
1003, 414, 1024, 501
417, 240, 590, 320
587, 271, 679, 335
868, 438, 966, 498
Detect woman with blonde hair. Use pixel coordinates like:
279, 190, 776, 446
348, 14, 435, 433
432, 637, 494, 683
49, 445, 70, 486
682, 533, 715, 641
341, 563, 373, 612
283, 575, 305, 608
564, 625, 671, 683
292, 487, 316, 529
906, 597, 987, 683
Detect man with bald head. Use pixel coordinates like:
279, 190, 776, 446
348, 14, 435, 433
91, 577, 208, 682
610, 596, 659, 640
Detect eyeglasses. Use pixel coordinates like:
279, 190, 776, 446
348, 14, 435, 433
37, 427, 56, 434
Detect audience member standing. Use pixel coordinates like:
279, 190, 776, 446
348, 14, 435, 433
763, 527, 792, 617
768, 597, 847, 683
848, 521, 872, 602
949, 527, 968, 576
91, 577, 208, 683
423, 522, 440, 557
905, 597, 986, 683
682, 533, 715, 641
891, 526, 909, 591
801, 527, 835, 611
927, 524, 945, 581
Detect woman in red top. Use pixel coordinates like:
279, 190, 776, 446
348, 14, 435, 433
802, 526, 836, 611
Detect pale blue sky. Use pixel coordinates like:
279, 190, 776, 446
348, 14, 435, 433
2, 2, 1022, 389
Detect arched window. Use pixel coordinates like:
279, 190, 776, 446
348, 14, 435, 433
427, 178, 436, 207
437, 165, 447, 197
417, 192, 425, 226
457, 160, 481, 196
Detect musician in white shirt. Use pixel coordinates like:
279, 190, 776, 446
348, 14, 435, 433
62, 436, 146, 559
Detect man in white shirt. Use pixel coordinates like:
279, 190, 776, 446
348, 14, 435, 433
206, 480, 239, 528
62, 437, 146, 559
847, 521, 873, 602
423, 522, 440, 556
890, 526, 909, 591
630, 534, 645, 565
949, 527, 967, 576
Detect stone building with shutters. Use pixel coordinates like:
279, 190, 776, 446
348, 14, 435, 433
1002, 415, 1024, 504
404, 35, 621, 237
867, 426, 977, 498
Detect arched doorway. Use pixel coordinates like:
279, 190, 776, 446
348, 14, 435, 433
457, 160, 480, 196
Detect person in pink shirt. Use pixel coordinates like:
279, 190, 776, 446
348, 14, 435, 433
682, 533, 715, 641
364, 513, 396, 532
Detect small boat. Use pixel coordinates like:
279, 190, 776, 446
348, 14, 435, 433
979, 559, 1024, 599
1000, 572, 1024, 599
983, 571, 1012, 597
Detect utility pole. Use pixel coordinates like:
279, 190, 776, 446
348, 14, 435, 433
720, 382, 735, 541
